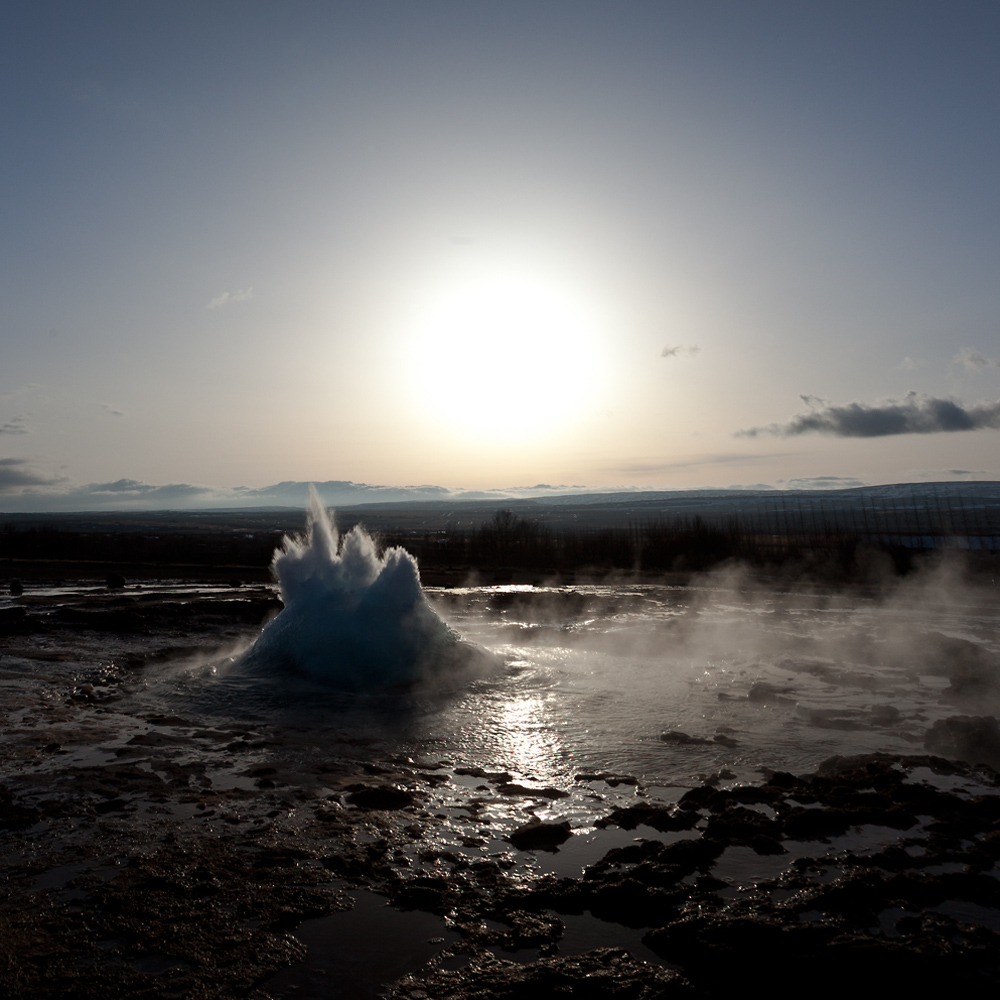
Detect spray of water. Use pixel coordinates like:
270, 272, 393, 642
240, 487, 493, 687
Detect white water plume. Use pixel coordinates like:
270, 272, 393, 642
240, 487, 492, 688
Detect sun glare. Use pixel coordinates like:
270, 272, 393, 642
404, 275, 600, 440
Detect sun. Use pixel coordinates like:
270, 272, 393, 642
404, 275, 600, 440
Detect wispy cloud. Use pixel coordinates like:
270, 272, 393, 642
614, 452, 787, 475
81, 479, 216, 501
737, 392, 1000, 438
778, 475, 867, 489
0, 417, 28, 435
0, 383, 42, 399
911, 468, 992, 480
954, 347, 1000, 370
660, 344, 700, 359
99, 403, 125, 417
208, 287, 254, 309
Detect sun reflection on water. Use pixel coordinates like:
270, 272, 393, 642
492, 690, 564, 780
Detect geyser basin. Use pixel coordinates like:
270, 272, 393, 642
240, 489, 490, 688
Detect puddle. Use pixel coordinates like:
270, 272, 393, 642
558, 911, 664, 965
710, 844, 800, 888
933, 900, 1000, 931
266, 889, 459, 999
528, 827, 652, 878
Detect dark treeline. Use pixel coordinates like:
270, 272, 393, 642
0, 523, 284, 569
3, 504, 998, 583
385, 507, 999, 580
452, 509, 736, 572
384, 509, 842, 576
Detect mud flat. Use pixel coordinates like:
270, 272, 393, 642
1, 582, 999, 997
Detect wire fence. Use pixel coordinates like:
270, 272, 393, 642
392, 486, 1000, 575
719, 486, 1000, 552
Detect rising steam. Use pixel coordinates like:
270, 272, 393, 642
240, 487, 489, 687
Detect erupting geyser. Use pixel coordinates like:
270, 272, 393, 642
240, 488, 487, 687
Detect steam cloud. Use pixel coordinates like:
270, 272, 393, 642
738, 392, 1000, 438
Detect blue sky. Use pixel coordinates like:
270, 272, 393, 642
2, 1, 999, 509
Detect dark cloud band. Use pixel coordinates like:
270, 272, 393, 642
738, 393, 1000, 439
0, 458, 63, 491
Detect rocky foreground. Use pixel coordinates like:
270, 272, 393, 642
1, 584, 999, 997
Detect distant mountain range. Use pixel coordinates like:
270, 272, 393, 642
3, 481, 998, 537
2, 477, 605, 512
4, 475, 999, 515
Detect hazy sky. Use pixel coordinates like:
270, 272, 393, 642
3, 1, 999, 509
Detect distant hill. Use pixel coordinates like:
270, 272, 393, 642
4, 482, 997, 538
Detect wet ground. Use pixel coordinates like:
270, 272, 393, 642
1, 578, 999, 997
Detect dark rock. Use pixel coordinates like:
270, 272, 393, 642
703, 807, 785, 853
574, 771, 639, 786
587, 837, 724, 884
385, 947, 694, 999
661, 730, 714, 745
925, 715, 1000, 769
8, 578, 22, 596
702, 768, 736, 785
345, 784, 417, 810
813, 752, 915, 780
761, 769, 802, 789
597, 802, 699, 832
720, 785, 784, 807
508, 819, 572, 851
676, 785, 720, 809
391, 877, 452, 913
925, 633, 1000, 697
320, 852, 369, 880
0, 783, 41, 830
587, 877, 683, 927
868, 704, 900, 725
0, 606, 46, 635
496, 782, 568, 799
781, 801, 916, 840
106, 572, 127, 589
454, 766, 514, 782
493, 908, 563, 948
